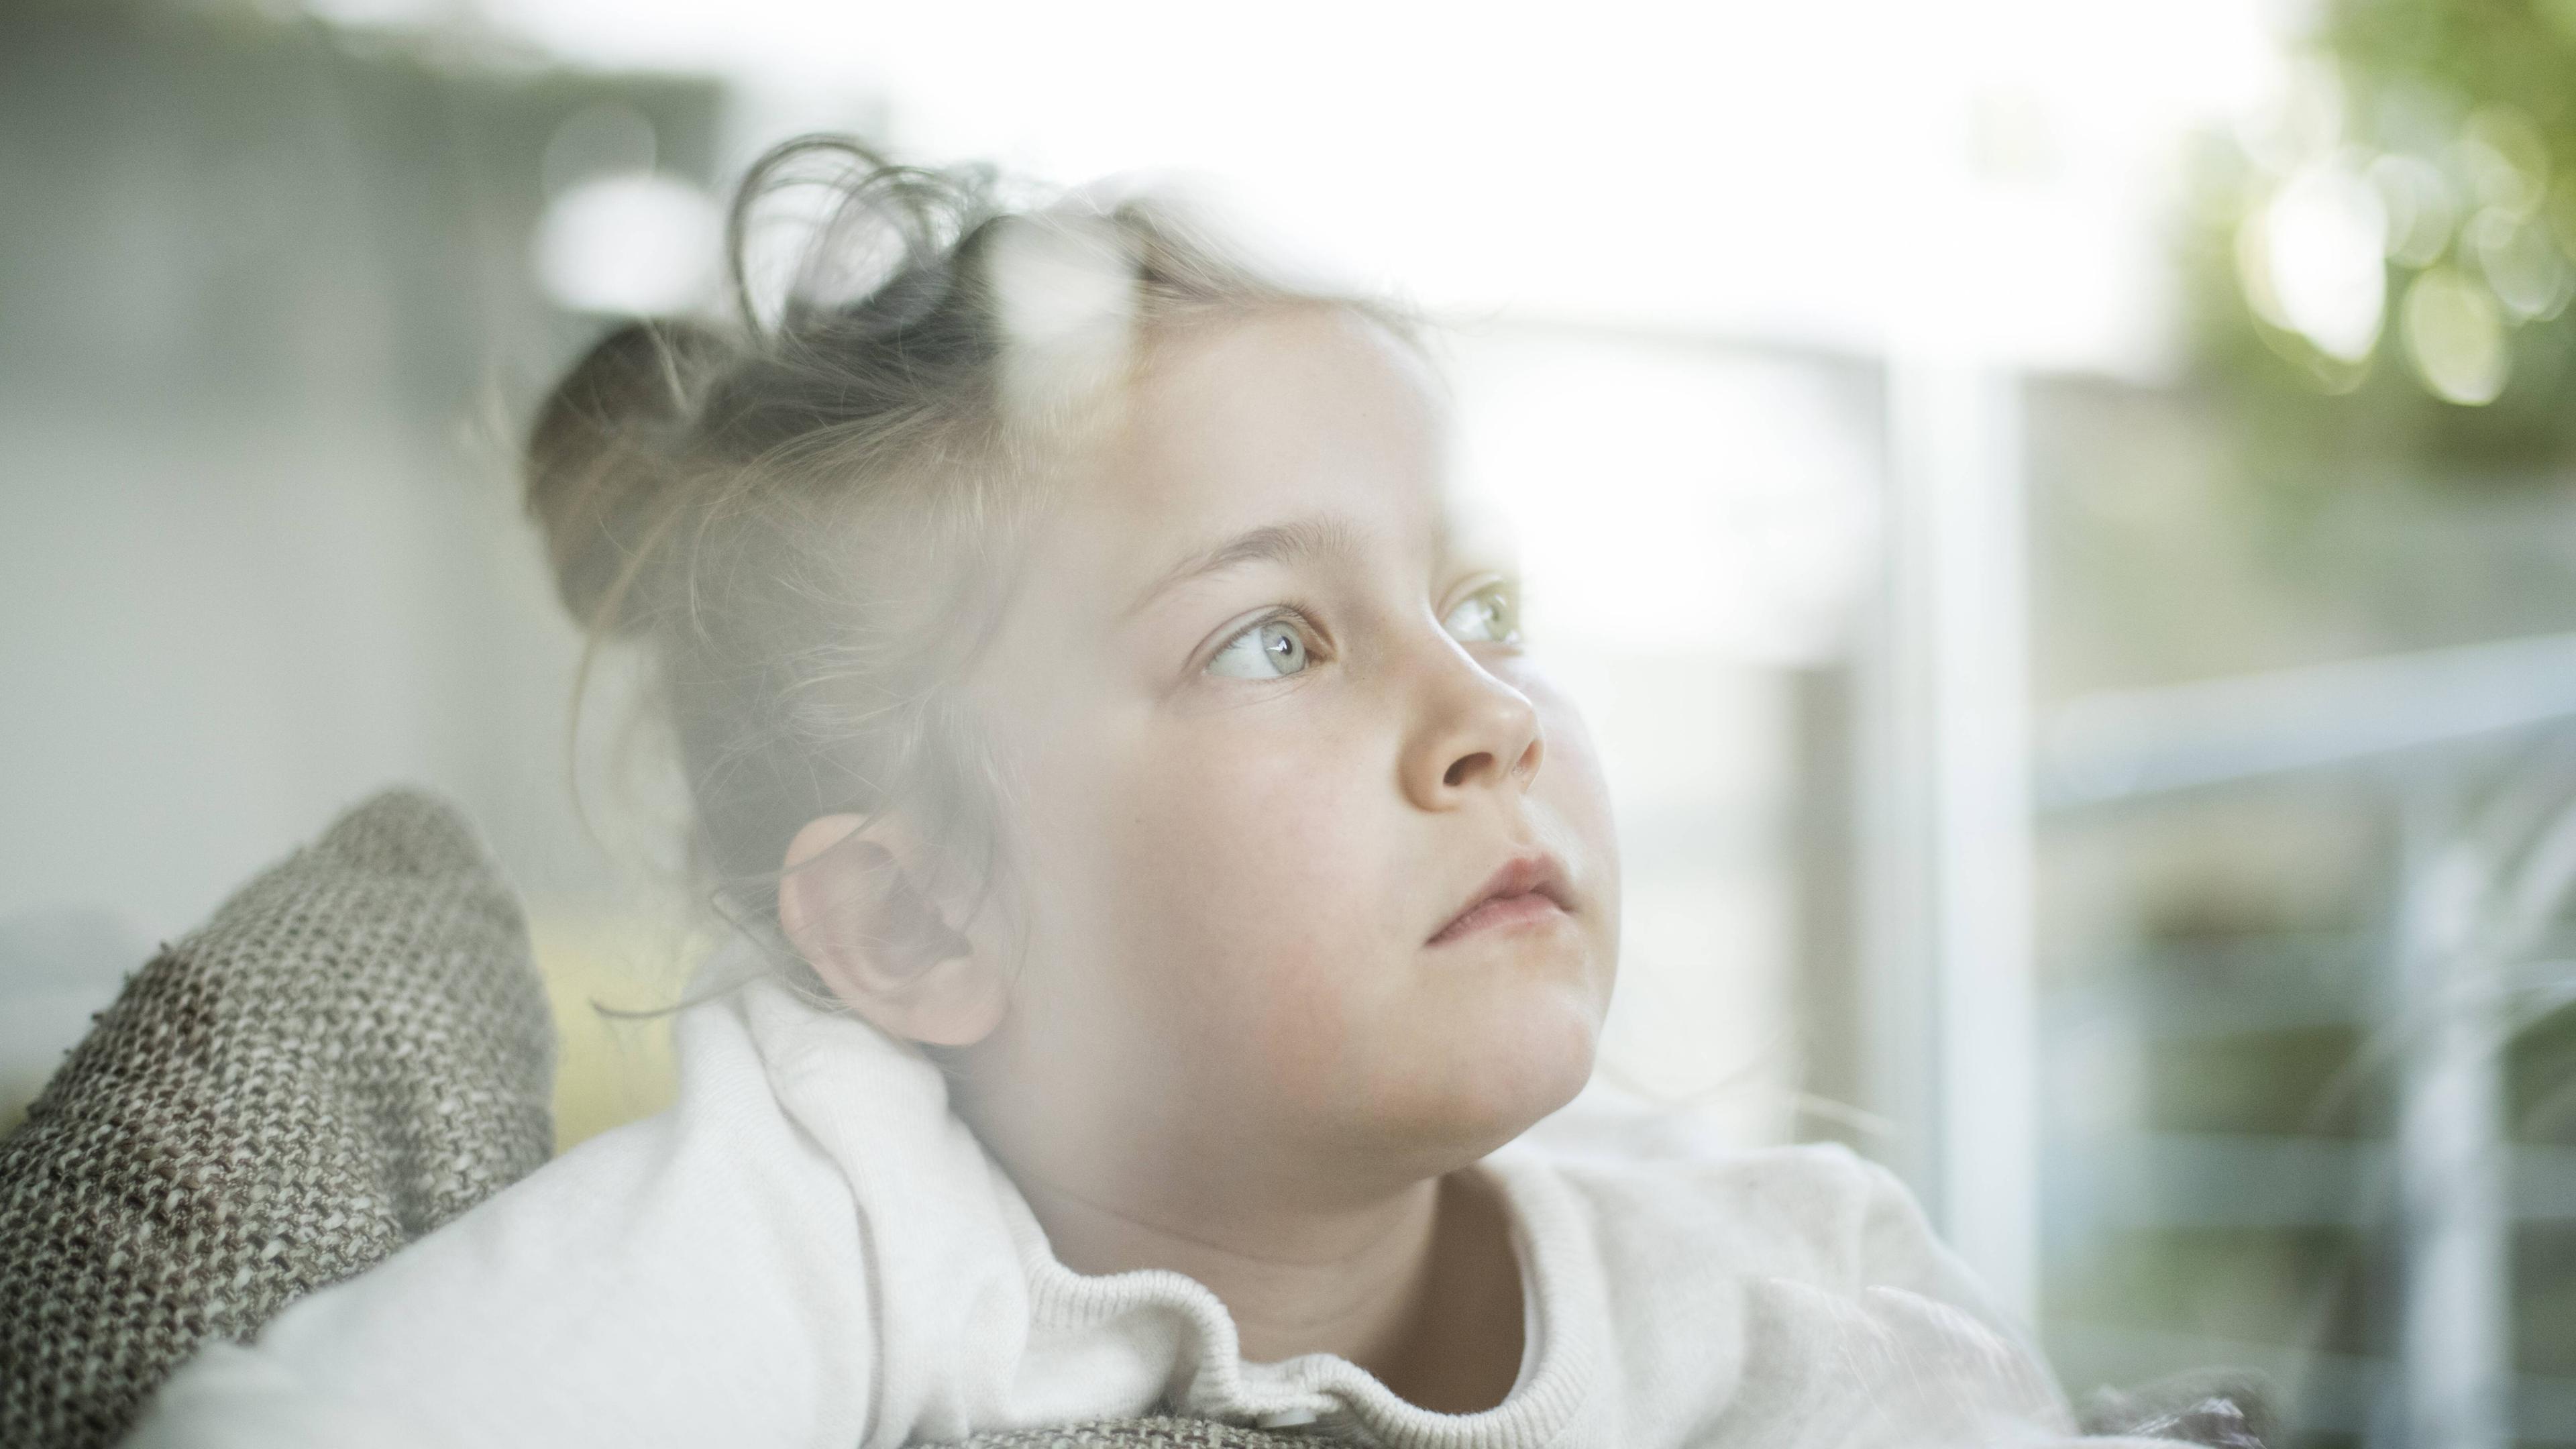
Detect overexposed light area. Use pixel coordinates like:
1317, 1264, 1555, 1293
533, 172, 723, 316
2243, 160, 2390, 364
414, 0, 2288, 378
1452, 333, 1878, 663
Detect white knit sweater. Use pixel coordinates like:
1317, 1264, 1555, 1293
129, 963, 2173, 1449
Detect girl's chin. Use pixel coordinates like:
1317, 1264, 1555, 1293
1360, 1016, 1601, 1162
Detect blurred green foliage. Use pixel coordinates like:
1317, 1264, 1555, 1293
2186, 0, 2576, 488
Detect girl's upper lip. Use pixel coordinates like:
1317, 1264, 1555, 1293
1430, 851, 1574, 943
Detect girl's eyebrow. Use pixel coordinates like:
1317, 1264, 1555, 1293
1123, 515, 1370, 619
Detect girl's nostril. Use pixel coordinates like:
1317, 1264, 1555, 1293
1444, 754, 1485, 789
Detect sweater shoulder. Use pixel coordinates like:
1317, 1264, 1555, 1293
1514, 1101, 1945, 1298
1507, 1122, 2063, 1442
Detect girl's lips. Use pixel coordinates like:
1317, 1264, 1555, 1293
1428, 890, 1568, 945
1428, 851, 1574, 945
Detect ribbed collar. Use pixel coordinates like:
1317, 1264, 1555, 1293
1000, 1145, 1602, 1449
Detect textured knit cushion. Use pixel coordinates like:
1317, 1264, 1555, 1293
2078, 1369, 2277, 1448
937, 1420, 1322, 1448
0, 790, 556, 1449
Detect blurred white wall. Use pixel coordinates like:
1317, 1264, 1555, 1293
461, 0, 2286, 376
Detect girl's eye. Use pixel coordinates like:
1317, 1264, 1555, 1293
1442, 582, 1521, 645
1207, 616, 1314, 679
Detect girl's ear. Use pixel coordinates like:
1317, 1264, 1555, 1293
777, 813, 1008, 1047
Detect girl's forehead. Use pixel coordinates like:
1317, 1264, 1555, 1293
981, 308, 1507, 682
1086, 308, 1452, 544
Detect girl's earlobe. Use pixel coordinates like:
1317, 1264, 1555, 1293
778, 814, 1008, 1047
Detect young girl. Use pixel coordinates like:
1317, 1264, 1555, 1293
131, 140, 2180, 1448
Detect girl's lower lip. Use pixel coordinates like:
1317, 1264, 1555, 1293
1429, 892, 1567, 945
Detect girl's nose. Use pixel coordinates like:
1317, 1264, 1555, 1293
1400, 639, 1545, 812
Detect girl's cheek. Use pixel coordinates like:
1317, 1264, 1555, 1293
1525, 680, 1617, 843
1135, 704, 1370, 879
1554, 723, 1619, 868
1128, 724, 1388, 1098
1243, 945, 1362, 1114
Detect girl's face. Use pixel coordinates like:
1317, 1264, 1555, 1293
957, 306, 1620, 1199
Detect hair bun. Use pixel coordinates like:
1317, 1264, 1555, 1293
524, 319, 722, 633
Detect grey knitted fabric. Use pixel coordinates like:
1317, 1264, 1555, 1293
941, 1419, 1320, 1449
2078, 1371, 2277, 1449
0, 789, 556, 1449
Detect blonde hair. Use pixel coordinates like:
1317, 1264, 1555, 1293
524, 137, 1409, 945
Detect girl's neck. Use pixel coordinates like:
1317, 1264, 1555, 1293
1007, 1165, 1525, 1415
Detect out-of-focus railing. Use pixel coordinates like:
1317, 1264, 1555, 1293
2039, 633, 2576, 813
2038, 632, 2576, 1449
